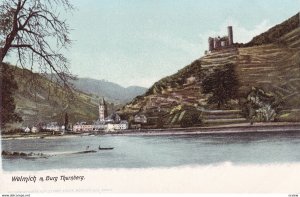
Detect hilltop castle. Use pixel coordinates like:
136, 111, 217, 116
208, 26, 234, 52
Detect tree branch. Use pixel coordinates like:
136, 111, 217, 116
11, 44, 31, 47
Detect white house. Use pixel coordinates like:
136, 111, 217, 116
93, 121, 107, 131
43, 122, 60, 131
104, 121, 129, 132
31, 126, 39, 133
119, 121, 129, 130
24, 127, 30, 133
106, 123, 115, 132
73, 122, 94, 132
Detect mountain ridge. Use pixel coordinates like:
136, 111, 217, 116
71, 77, 147, 104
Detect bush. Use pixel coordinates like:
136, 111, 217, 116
243, 87, 278, 122
180, 111, 201, 128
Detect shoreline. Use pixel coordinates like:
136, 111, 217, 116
2, 122, 300, 140
112, 122, 300, 136
1, 133, 80, 140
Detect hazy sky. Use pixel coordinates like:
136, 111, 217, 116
9, 0, 300, 88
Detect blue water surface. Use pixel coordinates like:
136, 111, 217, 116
2, 131, 300, 171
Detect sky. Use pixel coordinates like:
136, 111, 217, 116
8, 0, 300, 88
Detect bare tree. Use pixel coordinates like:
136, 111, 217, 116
0, 0, 74, 87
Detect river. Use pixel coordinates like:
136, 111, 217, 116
2, 130, 300, 171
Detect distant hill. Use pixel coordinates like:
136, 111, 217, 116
7, 68, 146, 128
7, 66, 100, 128
72, 78, 147, 103
119, 13, 300, 127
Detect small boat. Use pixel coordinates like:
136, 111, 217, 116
98, 146, 114, 150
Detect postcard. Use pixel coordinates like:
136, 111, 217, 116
1, 0, 300, 195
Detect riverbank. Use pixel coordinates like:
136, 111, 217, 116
1, 132, 80, 140
2, 122, 300, 140
115, 122, 300, 136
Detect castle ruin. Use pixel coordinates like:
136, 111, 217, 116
208, 26, 234, 52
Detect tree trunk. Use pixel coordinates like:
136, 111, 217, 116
0, 48, 4, 62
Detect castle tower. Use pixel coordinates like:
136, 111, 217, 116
227, 26, 233, 46
99, 98, 108, 122
208, 37, 214, 51
214, 37, 221, 49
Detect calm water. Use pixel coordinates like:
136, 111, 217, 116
2, 131, 300, 171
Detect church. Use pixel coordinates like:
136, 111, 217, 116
94, 98, 128, 131
73, 98, 128, 132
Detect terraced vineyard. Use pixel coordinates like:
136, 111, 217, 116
120, 16, 300, 126
237, 27, 300, 121
200, 110, 246, 126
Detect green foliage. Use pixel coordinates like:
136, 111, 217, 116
202, 64, 239, 109
245, 13, 299, 47
180, 110, 201, 128
0, 63, 22, 127
242, 87, 278, 122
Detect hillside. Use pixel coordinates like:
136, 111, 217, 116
72, 78, 147, 104
7, 66, 101, 128
245, 13, 299, 47
119, 13, 300, 127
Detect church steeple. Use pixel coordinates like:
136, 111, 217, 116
99, 98, 108, 122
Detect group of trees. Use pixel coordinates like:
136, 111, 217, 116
170, 63, 239, 127
202, 63, 239, 109
0, 63, 22, 127
201, 63, 281, 123
1, 0, 73, 129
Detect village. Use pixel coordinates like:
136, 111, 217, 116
21, 98, 148, 134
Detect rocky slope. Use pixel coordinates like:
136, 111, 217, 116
119, 13, 300, 127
